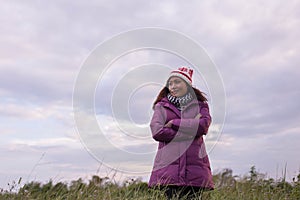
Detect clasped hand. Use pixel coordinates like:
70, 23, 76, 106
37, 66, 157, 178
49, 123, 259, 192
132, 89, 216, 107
164, 113, 202, 127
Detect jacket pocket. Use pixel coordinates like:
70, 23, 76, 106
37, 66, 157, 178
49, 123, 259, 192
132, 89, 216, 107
198, 144, 208, 161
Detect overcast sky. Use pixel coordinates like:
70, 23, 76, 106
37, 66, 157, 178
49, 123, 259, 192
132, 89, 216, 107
1, 0, 300, 189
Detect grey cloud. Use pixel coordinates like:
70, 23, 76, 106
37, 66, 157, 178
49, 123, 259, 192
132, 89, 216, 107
223, 64, 300, 137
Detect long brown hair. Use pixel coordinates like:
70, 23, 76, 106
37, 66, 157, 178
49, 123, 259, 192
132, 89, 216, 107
152, 85, 208, 109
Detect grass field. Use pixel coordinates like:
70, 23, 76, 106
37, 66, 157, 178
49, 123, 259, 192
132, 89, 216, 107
1, 166, 299, 199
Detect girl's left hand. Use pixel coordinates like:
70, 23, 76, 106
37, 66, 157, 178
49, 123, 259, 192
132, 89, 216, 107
164, 120, 173, 127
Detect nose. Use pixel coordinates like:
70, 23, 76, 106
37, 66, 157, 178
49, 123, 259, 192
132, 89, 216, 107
169, 83, 176, 90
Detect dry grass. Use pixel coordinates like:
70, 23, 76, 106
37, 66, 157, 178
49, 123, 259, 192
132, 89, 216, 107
1, 166, 300, 200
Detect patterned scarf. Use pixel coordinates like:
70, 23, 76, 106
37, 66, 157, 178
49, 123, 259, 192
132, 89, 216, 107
167, 92, 194, 110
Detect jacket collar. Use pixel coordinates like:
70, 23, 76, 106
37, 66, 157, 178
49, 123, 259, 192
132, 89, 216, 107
159, 97, 199, 117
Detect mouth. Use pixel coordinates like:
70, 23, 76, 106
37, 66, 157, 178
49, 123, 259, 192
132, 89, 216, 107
171, 90, 179, 94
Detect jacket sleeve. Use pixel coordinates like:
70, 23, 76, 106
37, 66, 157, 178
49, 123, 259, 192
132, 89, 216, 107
171, 102, 211, 137
150, 104, 194, 142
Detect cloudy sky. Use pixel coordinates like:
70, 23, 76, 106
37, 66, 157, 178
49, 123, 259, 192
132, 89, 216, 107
1, 0, 300, 189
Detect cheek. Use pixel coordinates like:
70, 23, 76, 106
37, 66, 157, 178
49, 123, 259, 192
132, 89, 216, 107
183, 88, 188, 94
180, 84, 188, 91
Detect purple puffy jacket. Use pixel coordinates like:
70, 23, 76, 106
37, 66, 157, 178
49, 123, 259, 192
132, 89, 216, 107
148, 97, 214, 189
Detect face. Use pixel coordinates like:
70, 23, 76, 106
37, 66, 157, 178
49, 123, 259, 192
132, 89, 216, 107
168, 77, 188, 97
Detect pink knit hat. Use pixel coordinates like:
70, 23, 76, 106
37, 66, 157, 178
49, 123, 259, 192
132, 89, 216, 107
168, 66, 194, 86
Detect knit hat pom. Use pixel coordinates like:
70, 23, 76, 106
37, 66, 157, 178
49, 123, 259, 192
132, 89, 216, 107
168, 66, 193, 86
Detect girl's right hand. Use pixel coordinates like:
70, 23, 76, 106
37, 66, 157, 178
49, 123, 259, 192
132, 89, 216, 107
195, 113, 202, 119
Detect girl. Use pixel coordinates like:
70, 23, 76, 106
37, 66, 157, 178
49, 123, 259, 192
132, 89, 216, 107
149, 66, 214, 199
